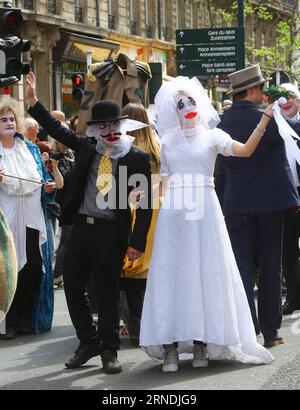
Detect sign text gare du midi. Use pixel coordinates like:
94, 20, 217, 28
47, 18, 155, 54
176, 27, 245, 77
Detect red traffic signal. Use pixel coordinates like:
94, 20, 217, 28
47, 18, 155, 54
71, 72, 84, 103
72, 73, 84, 87
0, 8, 23, 37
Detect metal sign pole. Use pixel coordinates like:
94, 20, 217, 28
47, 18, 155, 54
238, 0, 245, 69
238, 0, 245, 28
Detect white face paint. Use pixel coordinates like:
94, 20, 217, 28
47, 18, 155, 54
280, 98, 300, 120
0, 111, 16, 139
97, 120, 122, 143
176, 95, 198, 128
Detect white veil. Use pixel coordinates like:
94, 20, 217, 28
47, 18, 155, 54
155, 76, 220, 137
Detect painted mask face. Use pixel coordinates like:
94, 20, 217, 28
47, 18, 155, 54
97, 120, 122, 143
176, 95, 198, 127
0, 111, 16, 139
280, 98, 300, 120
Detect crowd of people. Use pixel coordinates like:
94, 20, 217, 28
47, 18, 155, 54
0, 63, 300, 375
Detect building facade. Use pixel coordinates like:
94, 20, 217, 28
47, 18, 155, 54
5, 0, 299, 114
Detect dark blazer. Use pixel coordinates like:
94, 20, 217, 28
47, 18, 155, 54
29, 102, 153, 253
216, 100, 300, 215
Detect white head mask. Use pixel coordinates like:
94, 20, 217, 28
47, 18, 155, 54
86, 119, 148, 159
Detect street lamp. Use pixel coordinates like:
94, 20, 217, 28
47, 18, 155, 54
86, 49, 93, 75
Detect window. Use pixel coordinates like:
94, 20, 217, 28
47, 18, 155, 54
129, 0, 136, 35
108, 0, 116, 30
74, 0, 83, 23
47, 0, 57, 14
23, 0, 34, 10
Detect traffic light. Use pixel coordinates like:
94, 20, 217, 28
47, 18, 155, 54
0, 7, 31, 84
71, 72, 85, 103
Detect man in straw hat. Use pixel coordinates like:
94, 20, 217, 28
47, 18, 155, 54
25, 71, 152, 375
216, 64, 300, 347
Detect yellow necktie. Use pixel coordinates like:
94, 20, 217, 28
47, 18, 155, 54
96, 155, 113, 196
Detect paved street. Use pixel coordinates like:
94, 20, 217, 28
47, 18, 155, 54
0, 289, 300, 390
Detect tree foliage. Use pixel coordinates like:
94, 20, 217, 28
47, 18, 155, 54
191, 0, 300, 75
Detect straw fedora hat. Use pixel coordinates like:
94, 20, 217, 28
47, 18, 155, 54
227, 65, 271, 95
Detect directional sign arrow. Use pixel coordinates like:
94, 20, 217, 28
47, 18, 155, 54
176, 60, 245, 77
180, 47, 185, 53
179, 31, 185, 38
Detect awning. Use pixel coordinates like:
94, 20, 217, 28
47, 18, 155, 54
54, 30, 120, 63
69, 42, 118, 62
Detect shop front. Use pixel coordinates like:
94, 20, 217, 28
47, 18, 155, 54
53, 29, 120, 118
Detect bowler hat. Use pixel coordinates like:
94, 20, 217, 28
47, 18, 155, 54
86, 100, 128, 125
227, 65, 271, 95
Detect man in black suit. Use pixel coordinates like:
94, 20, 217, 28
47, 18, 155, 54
25, 72, 152, 374
216, 65, 300, 347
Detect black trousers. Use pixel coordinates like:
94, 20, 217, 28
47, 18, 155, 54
63, 216, 124, 352
6, 228, 42, 333
225, 213, 283, 340
283, 209, 300, 305
53, 224, 73, 279
120, 278, 146, 338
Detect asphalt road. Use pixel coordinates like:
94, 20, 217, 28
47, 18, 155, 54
0, 289, 300, 390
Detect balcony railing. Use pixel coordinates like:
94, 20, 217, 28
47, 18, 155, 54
47, 0, 57, 14
74, 6, 83, 23
145, 24, 152, 38
130, 20, 137, 36
108, 14, 115, 30
162, 27, 168, 41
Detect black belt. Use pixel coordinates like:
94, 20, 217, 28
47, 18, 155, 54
77, 214, 116, 225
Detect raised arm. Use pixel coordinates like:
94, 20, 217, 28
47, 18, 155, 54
25, 72, 83, 152
232, 104, 273, 158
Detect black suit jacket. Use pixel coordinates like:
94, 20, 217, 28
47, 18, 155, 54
29, 102, 153, 253
217, 100, 300, 215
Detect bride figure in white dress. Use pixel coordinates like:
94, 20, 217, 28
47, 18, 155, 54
139, 76, 274, 372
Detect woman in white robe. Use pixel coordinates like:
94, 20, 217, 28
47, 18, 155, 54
140, 77, 275, 372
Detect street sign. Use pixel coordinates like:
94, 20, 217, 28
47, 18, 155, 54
176, 27, 245, 77
176, 60, 244, 77
176, 44, 240, 62
176, 28, 244, 45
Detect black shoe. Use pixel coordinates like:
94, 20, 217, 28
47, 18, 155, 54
65, 342, 102, 369
0, 327, 16, 340
264, 336, 284, 348
282, 301, 300, 315
101, 350, 122, 374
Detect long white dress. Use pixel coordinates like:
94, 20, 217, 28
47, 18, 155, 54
140, 126, 274, 365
